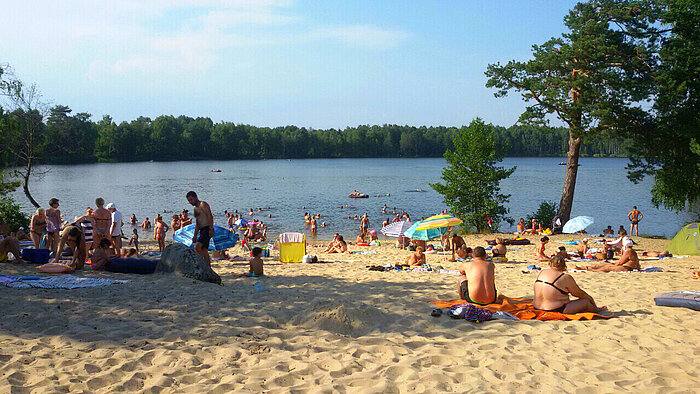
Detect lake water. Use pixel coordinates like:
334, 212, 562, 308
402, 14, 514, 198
11, 158, 691, 239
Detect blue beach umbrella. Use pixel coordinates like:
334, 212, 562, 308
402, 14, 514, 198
380, 220, 413, 237
174, 224, 239, 250
403, 221, 447, 241
562, 216, 594, 234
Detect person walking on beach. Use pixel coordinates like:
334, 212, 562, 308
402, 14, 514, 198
627, 206, 643, 236
92, 198, 112, 249
186, 191, 214, 267
107, 203, 123, 253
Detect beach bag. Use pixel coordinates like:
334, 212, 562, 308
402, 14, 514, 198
448, 303, 493, 322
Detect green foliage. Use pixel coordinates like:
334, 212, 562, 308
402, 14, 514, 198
526, 201, 558, 229
430, 119, 515, 233
0, 196, 29, 233
485, 0, 661, 220
0, 118, 632, 167
0, 170, 20, 196
627, 0, 700, 212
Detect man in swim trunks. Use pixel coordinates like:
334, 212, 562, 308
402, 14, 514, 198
186, 191, 214, 267
458, 247, 497, 305
627, 206, 643, 236
578, 239, 640, 272
448, 233, 466, 261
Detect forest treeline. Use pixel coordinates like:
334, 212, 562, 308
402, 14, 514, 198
0, 106, 628, 166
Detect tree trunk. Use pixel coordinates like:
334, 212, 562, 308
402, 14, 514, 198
22, 161, 40, 208
558, 135, 583, 223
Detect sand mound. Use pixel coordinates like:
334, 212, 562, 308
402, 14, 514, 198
290, 299, 385, 337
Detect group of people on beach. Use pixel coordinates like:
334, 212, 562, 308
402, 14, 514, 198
516, 206, 644, 237
24, 197, 132, 268
2, 192, 217, 271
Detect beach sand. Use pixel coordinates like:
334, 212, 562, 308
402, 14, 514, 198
1, 233, 698, 392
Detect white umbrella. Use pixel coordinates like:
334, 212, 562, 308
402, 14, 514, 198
380, 220, 413, 237
563, 216, 594, 234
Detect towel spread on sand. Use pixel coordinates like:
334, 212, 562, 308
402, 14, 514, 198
430, 295, 613, 321
1, 274, 129, 289
350, 251, 376, 255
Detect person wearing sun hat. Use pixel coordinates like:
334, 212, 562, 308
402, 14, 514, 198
106, 202, 123, 253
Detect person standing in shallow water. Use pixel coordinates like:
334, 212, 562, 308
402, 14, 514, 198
186, 191, 214, 267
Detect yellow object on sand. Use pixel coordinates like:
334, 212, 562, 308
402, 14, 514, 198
36, 262, 73, 274
279, 233, 306, 263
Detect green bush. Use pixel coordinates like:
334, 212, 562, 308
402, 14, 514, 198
431, 119, 515, 233
0, 196, 30, 233
526, 201, 558, 229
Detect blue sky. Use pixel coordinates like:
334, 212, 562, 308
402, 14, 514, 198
0, 1, 577, 128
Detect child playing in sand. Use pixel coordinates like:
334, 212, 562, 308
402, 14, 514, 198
91, 238, 115, 270
250, 247, 264, 276
128, 228, 139, 252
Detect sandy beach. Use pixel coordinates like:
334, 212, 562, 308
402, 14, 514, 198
1, 233, 698, 392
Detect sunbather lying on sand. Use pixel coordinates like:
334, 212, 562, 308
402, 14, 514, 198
405, 247, 426, 267
577, 240, 640, 272
534, 255, 605, 313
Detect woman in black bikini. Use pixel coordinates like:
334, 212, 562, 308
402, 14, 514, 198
533, 255, 605, 314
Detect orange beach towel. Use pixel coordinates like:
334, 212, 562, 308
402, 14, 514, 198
430, 295, 613, 321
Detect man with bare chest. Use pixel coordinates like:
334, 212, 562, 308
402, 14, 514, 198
186, 191, 214, 267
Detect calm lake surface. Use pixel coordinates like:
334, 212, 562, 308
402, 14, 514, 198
12, 158, 691, 239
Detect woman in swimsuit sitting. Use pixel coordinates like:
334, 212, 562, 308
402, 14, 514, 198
328, 236, 348, 253
536, 236, 550, 262
533, 255, 605, 314
492, 238, 507, 260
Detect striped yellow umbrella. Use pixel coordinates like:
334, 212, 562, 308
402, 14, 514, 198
414, 214, 462, 231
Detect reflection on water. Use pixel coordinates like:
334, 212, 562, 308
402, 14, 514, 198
12, 158, 690, 239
